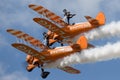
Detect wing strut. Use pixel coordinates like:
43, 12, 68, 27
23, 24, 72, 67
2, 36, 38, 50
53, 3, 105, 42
7, 29, 48, 50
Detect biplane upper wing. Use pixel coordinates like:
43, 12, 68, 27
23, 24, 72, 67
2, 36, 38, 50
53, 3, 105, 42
33, 18, 70, 39
7, 29, 48, 50
29, 4, 68, 27
12, 43, 48, 62
58, 66, 80, 74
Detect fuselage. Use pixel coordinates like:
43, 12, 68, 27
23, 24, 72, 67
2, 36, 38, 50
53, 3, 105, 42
48, 21, 98, 45
63, 22, 95, 37
12, 43, 81, 64
38, 44, 81, 63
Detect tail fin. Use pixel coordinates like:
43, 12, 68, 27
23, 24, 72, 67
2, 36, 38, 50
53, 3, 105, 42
85, 12, 106, 27
96, 12, 106, 26
76, 36, 88, 49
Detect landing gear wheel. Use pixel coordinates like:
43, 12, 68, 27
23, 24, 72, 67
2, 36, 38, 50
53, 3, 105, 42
41, 71, 50, 79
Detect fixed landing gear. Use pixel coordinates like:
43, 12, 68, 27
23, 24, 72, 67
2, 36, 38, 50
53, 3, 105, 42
41, 71, 50, 79
26, 62, 50, 79
41, 68, 50, 79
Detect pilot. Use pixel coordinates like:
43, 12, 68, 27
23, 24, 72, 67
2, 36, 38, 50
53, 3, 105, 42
43, 32, 49, 47
43, 31, 63, 47
63, 9, 76, 25
26, 55, 39, 72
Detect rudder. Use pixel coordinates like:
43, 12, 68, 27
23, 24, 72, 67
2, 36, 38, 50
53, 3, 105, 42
96, 12, 106, 26
76, 36, 88, 49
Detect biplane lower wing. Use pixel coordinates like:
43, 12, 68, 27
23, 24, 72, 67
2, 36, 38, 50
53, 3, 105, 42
33, 18, 70, 39
58, 66, 80, 74
12, 43, 47, 62
7, 29, 48, 50
29, 4, 68, 27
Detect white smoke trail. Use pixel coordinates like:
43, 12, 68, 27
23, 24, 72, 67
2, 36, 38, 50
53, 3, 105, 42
85, 21, 120, 41
43, 21, 120, 69
44, 41, 120, 68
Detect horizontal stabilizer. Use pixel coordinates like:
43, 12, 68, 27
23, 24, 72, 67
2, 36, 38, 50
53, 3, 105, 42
85, 12, 105, 27
88, 43, 94, 48
58, 66, 80, 74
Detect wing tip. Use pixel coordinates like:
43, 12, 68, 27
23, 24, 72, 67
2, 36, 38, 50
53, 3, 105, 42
11, 43, 21, 48
33, 18, 43, 23
28, 4, 35, 8
33, 18, 38, 21
6, 29, 13, 32
11, 43, 16, 47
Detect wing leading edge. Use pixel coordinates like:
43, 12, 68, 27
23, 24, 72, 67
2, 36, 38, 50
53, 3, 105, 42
29, 4, 68, 27
12, 43, 47, 62
7, 29, 48, 50
33, 18, 70, 39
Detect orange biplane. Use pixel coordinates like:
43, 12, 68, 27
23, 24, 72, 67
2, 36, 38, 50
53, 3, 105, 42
7, 29, 87, 79
29, 4, 106, 47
